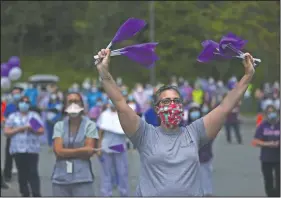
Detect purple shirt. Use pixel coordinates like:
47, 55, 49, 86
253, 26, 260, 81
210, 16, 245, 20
198, 140, 213, 163
226, 105, 240, 124
254, 121, 280, 162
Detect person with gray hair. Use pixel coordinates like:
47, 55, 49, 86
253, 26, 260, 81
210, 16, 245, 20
95, 48, 256, 196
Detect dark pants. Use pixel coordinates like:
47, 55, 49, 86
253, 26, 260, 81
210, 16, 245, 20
4, 137, 13, 179
261, 162, 280, 197
46, 122, 55, 147
224, 123, 242, 144
14, 153, 41, 197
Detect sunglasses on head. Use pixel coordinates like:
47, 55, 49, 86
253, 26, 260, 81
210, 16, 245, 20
157, 98, 183, 106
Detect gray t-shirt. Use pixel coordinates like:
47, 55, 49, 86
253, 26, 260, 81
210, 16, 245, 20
53, 119, 99, 140
128, 118, 209, 196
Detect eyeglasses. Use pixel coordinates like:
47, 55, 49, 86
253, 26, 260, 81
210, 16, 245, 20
67, 100, 82, 104
158, 98, 182, 105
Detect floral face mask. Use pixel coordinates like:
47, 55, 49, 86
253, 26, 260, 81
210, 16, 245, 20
156, 102, 184, 128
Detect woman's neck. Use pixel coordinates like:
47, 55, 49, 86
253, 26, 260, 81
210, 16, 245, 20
69, 116, 82, 125
160, 123, 180, 133
20, 112, 28, 116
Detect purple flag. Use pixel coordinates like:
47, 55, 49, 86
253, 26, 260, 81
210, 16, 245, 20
124, 47, 159, 68
109, 144, 125, 153
219, 32, 247, 56
111, 43, 159, 68
109, 18, 146, 47
197, 40, 227, 63
94, 18, 146, 65
135, 42, 158, 51
29, 118, 43, 131
198, 34, 261, 67
112, 42, 158, 53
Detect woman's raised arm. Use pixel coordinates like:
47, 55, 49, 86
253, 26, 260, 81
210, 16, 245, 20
95, 49, 140, 137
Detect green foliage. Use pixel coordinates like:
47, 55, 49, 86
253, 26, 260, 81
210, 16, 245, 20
1, 1, 279, 89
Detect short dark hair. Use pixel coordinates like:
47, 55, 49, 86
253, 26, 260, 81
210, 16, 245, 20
154, 85, 182, 106
265, 104, 277, 112
19, 96, 30, 103
12, 86, 23, 93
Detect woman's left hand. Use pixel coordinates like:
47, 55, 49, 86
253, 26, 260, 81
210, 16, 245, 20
242, 53, 255, 76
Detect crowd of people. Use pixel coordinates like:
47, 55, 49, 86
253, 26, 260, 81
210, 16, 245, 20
1, 63, 280, 196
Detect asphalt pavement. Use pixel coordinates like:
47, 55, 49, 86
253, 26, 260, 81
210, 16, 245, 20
1, 120, 266, 197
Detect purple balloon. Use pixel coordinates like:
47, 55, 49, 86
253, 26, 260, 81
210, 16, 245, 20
8, 56, 20, 68
1, 63, 10, 77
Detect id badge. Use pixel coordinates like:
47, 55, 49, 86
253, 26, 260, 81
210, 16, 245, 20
66, 161, 73, 173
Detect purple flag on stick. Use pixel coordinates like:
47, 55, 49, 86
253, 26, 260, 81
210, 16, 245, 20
198, 34, 261, 67
219, 32, 247, 57
94, 18, 146, 65
111, 43, 159, 68
29, 118, 42, 131
136, 42, 158, 51
108, 18, 146, 48
197, 40, 227, 63
124, 47, 159, 68
109, 144, 125, 153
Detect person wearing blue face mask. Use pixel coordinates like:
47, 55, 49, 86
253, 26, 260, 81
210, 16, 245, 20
201, 102, 211, 116
3, 87, 23, 182
188, 103, 214, 197
87, 86, 102, 109
252, 104, 280, 197
142, 95, 160, 127
88, 98, 104, 122
24, 84, 38, 108
46, 93, 63, 151
4, 96, 44, 197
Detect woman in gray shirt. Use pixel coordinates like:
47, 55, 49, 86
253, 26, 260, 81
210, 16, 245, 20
95, 49, 255, 196
51, 92, 99, 196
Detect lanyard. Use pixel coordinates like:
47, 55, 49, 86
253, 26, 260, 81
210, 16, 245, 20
68, 123, 79, 148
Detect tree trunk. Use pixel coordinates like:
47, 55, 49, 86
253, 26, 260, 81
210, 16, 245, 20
18, 24, 27, 58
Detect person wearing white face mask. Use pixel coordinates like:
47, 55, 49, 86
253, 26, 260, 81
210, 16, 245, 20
52, 92, 99, 196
